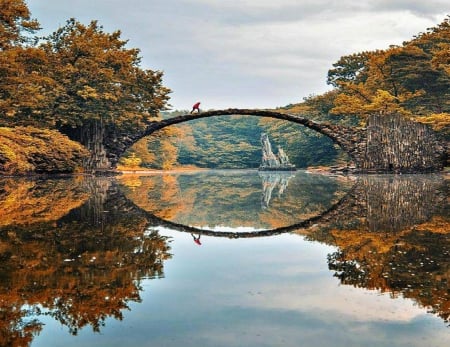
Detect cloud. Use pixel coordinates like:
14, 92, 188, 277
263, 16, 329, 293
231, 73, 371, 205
27, 1, 448, 109
368, 0, 449, 17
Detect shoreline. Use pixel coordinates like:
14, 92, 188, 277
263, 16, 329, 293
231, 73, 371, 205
118, 167, 211, 175
1, 166, 448, 177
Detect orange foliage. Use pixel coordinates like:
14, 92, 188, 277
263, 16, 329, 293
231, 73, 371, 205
0, 177, 172, 343
0, 126, 89, 175
0, 178, 89, 226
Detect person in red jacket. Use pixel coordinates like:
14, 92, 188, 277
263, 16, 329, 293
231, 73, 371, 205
191, 233, 202, 245
191, 101, 201, 113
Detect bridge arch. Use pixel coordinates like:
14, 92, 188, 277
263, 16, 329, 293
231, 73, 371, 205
144, 109, 348, 141
104, 108, 444, 173
117, 108, 362, 167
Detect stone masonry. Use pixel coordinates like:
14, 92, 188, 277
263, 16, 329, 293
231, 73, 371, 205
100, 108, 446, 173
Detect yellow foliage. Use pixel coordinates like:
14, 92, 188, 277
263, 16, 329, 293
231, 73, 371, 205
76, 85, 99, 99
415, 113, 450, 132
331, 93, 368, 116
0, 178, 89, 226
0, 126, 89, 175
364, 89, 411, 116
431, 43, 450, 73
120, 153, 142, 169
160, 141, 178, 169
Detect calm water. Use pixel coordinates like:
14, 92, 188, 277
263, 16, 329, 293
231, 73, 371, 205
0, 170, 448, 347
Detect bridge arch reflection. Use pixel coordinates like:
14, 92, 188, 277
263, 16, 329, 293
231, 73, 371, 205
140, 186, 355, 238
118, 170, 356, 234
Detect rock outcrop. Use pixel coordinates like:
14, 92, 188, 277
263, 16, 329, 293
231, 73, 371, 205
259, 133, 296, 171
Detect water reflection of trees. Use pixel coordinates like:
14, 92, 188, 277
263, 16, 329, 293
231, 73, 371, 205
119, 171, 353, 230
305, 175, 450, 324
0, 178, 172, 347
119, 172, 450, 324
0, 178, 88, 227
1, 173, 448, 345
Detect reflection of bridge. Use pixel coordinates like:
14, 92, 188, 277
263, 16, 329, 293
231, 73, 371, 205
128, 174, 447, 239
101, 109, 444, 173
141, 184, 354, 238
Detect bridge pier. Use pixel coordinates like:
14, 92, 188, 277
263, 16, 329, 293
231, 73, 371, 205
355, 113, 445, 173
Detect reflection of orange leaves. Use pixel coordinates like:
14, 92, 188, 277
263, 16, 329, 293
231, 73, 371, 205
330, 228, 408, 257
0, 226, 171, 337
314, 223, 450, 322
121, 173, 352, 229
259, 211, 290, 229
0, 179, 89, 226
158, 175, 187, 220
161, 175, 179, 201
0, 177, 174, 343
117, 176, 143, 190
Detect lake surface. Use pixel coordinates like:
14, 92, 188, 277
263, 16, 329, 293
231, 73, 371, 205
0, 170, 448, 347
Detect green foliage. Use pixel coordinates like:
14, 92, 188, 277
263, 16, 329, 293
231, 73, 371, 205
176, 115, 262, 169
327, 51, 372, 87
258, 117, 347, 167
0, 127, 89, 175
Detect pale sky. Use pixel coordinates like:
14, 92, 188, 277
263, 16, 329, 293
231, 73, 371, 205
27, 1, 449, 110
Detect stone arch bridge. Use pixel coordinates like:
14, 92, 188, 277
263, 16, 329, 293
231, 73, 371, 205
99, 108, 445, 173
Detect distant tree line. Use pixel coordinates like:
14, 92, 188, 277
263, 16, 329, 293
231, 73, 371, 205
122, 114, 348, 170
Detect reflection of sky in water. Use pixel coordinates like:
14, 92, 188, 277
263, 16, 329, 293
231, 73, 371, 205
32, 229, 449, 347
197, 226, 264, 232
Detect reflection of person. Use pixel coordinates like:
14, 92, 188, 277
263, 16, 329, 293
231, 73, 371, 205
190, 102, 201, 113
191, 233, 202, 245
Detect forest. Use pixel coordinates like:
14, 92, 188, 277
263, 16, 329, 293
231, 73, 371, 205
0, 1, 449, 174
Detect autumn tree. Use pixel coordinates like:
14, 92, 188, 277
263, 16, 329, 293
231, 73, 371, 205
0, 0, 57, 125
0, 5, 172, 173
0, 0, 39, 49
135, 127, 181, 170
326, 16, 449, 124
39, 19, 171, 169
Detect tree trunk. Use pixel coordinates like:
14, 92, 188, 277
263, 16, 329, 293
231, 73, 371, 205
60, 119, 112, 173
